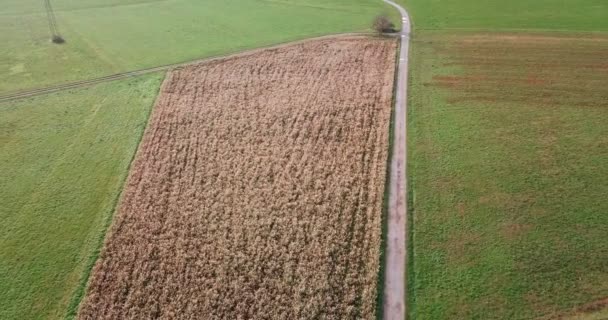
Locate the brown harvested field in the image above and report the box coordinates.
[78,36,397,319]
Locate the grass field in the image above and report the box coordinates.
[407,31,608,319]
[0,74,163,320]
[78,37,396,319]
[400,0,608,31]
[0,0,399,93]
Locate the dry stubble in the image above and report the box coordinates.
[78,36,397,320]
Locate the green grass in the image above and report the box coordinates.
[398,0,608,318]
[407,31,608,319]
[399,0,608,32]
[0,74,163,320]
[0,0,400,93]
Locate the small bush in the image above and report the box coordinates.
[372,15,395,34]
[51,35,65,44]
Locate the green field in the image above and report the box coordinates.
[0,0,399,93]
[407,31,608,319]
[400,0,608,31]
[401,0,608,318]
[0,74,163,320]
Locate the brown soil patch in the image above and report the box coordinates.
[540,297,608,319]
[500,223,533,240]
[460,34,608,44]
[578,298,608,314]
[77,36,397,319]
[444,231,481,266]
[429,33,608,108]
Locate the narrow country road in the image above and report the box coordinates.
[381,0,411,319]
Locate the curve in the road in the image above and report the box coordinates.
[381,0,411,319]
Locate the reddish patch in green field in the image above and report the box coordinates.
[427,33,608,108]
[409,31,608,319]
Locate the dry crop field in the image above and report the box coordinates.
[77,37,397,319]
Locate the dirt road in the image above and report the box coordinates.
[381,0,411,319]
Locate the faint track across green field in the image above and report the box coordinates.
[0,33,376,103]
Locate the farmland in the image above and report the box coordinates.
[407,31,608,319]
[0,74,163,320]
[77,37,396,319]
[399,0,608,31]
[0,1,402,319]
[2,0,607,318]
[0,0,400,93]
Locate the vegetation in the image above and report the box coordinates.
[0,1,404,319]
[78,37,396,319]
[399,0,608,31]
[51,35,66,44]
[2,0,606,319]
[0,0,400,93]
[373,15,395,33]
[407,31,608,319]
[0,74,163,320]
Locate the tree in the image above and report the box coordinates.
[372,15,395,34]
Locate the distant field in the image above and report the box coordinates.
[408,31,608,319]
[400,0,608,31]
[0,74,162,320]
[78,37,396,319]
[0,0,399,93]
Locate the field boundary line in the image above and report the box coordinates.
[62,73,169,319]
[381,0,411,319]
[0,32,375,103]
